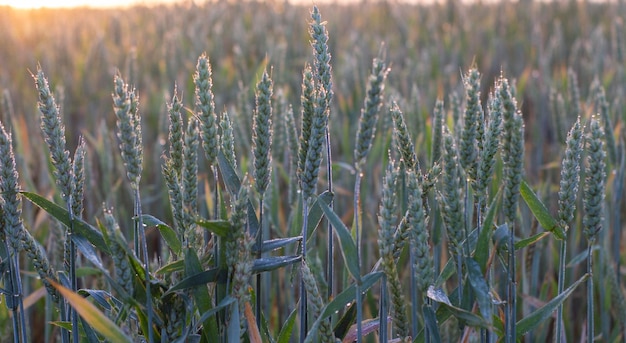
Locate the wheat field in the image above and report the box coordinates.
[0,1,625,342]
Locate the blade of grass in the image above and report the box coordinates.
[48,279,133,343]
[519,180,565,240]
[516,273,589,336]
[316,195,361,283]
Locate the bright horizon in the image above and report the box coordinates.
[0,0,371,9]
[0,0,205,9]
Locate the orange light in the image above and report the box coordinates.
[0,0,181,9]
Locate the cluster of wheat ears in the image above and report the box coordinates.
[0,4,624,343]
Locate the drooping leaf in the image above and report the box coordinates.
[520,180,565,240]
[516,273,589,336]
[139,214,181,255]
[316,195,361,283]
[427,286,452,306]
[22,191,108,252]
[78,289,113,311]
[427,286,490,328]
[71,234,106,270]
[49,279,132,343]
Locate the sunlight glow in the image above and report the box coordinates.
[0,0,182,9]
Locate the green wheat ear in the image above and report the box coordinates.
[354,55,389,168]
[301,260,336,343]
[253,69,273,196]
[378,160,409,339]
[103,208,134,299]
[390,102,419,172]
[195,53,219,167]
[220,110,237,171]
[460,68,484,182]
[582,115,606,343]
[558,117,583,232]
[431,99,444,166]
[167,86,184,177]
[0,120,24,254]
[440,126,464,257]
[112,73,142,189]
[183,117,199,246]
[498,77,524,225]
[476,91,502,201]
[34,67,74,204]
[297,64,315,180]
[407,168,431,294]
[583,116,606,241]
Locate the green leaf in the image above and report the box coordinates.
[78,289,113,310]
[516,273,589,336]
[304,272,383,343]
[422,303,442,343]
[567,246,600,268]
[255,236,302,254]
[252,255,301,273]
[277,307,298,343]
[515,231,550,250]
[49,279,132,343]
[155,260,185,275]
[426,286,490,328]
[217,149,260,237]
[305,191,334,243]
[184,248,219,340]
[165,267,224,296]
[520,180,565,240]
[79,316,101,343]
[22,191,109,252]
[227,299,241,340]
[195,296,237,326]
[140,214,181,255]
[316,195,361,283]
[71,235,105,270]
[333,301,356,340]
[196,219,231,238]
[217,149,241,197]
[475,189,500,272]
[466,258,493,324]
[434,257,456,288]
